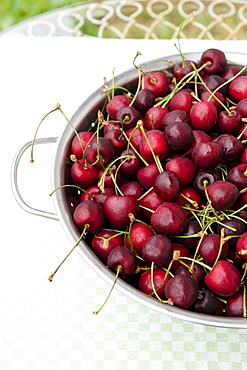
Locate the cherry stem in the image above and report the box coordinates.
[92,264,122,314]
[48,224,89,282]
[49,184,94,198]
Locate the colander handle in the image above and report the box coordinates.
[11,137,59,220]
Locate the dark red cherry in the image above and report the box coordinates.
[214,134,244,161]
[192,290,218,315]
[162,109,190,127]
[216,110,242,134]
[200,74,228,96]
[200,48,227,75]
[115,106,141,130]
[221,65,246,82]
[107,245,137,278]
[71,158,99,188]
[134,88,156,114]
[92,230,124,263]
[71,131,94,159]
[169,91,193,113]
[73,201,105,233]
[193,169,220,194]
[138,268,171,300]
[141,234,173,268]
[206,180,239,211]
[192,142,223,169]
[226,164,247,190]
[198,234,228,266]
[150,202,187,236]
[217,219,246,248]
[104,194,139,230]
[85,137,114,169]
[118,148,142,177]
[175,261,205,287]
[164,274,197,308]
[236,97,247,117]
[120,181,144,199]
[125,126,146,150]
[139,190,164,220]
[236,231,247,260]
[170,244,190,273]
[104,128,128,154]
[200,90,226,111]
[174,60,198,80]
[164,122,194,151]
[226,287,247,317]
[137,162,164,190]
[154,170,182,202]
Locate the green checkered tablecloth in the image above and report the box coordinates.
[2,37,247,369]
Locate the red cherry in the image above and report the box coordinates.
[92,230,124,263]
[104,194,139,230]
[206,180,239,211]
[229,76,247,102]
[106,94,132,119]
[138,268,171,300]
[204,260,241,297]
[190,101,217,131]
[164,274,198,308]
[200,48,227,75]
[126,222,155,255]
[150,202,187,236]
[143,71,169,97]
[236,231,247,260]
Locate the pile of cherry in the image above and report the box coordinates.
[65,48,247,317]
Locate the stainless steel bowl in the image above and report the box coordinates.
[12,51,247,328]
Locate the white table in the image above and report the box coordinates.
[1,30,247,369]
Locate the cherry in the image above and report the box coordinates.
[190,101,217,131]
[164,274,198,308]
[144,106,169,131]
[106,94,132,119]
[91,230,125,263]
[200,74,228,96]
[226,164,247,190]
[138,268,171,300]
[192,141,223,169]
[165,156,197,187]
[175,261,205,287]
[221,65,246,82]
[98,167,122,189]
[104,194,139,230]
[200,48,227,75]
[137,162,164,190]
[236,231,247,260]
[107,245,137,278]
[139,129,169,163]
[154,170,182,202]
[174,60,198,80]
[79,184,100,202]
[170,243,190,273]
[70,158,99,188]
[120,180,144,199]
[118,148,142,177]
[94,188,116,208]
[175,186,202,218]
[236,97,247,117]
[104,128,127,154]
[162,109,190,127]
[73,200,105,233]
[143,71,169,97]
[193,169,220,194]
[200,90,226,111]
[164,121,194,152]
[206,180,239,211]
[134,88,156,114]
[115,106,141,130]
[216,110,242,134]
[226,287,247,317]
[150,202,187,236]
[204,260,242,297]
[214,134,244,161]
[141,234,173,268]
[126,222,155,255]
[139,189,164,220]
[217,219,246,248]
[229,76,247,102]
[71,131,94,159]
[85,137,115,169]
[174,220,201,249]
[192,290,218,315]
[125,126,146,150]
[198,234,228,266]
[169,91,194,113]
[241,147,247,164]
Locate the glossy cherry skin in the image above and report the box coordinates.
[226,287,247,317]
[164,121,194,151]
[170,244,190,273]
[104,128,128,155]
[144,106,169,131]
[216,110,242,134]
[106,94,132,119]
[143,71,169,97]
[125,126,147,150]
[104,195,139,230]
[190,101,217,131]
[154,170,182,202]
[118,148,142,177]
[198,234,228,266]
[139,129,169,163]
[206,180,239,211]
[229,76,247,102]
[175,261,205,287]
[214,134,244,161]
[226,164,247,190]
[221,65,246,81]
[73,201,105,233]
[192,290,218,315]
[162,109,190,127]
[126,222,155,255]
[204,260,242,297]
[70,158,99,188]
[137,162,164,190]
[200,74,228,96]
[139,190,164,220]
[85,137,115,169]
[175,186,202,218]
[115,106,141,130]
[141,234,173,268]
[70,131,94,159]
[169,91,193,113]
[120,181,144,199]
[193,169,220,194]
[150,202,187,236]
[138,268,171,300]
[236,231,247,260]
[174,60,198,80]
[200,48,227,75]
[236,97,247,117]
[165,156,197,187]
[107,245,137,278]
[91,230,124,263]
[164,274,198,308]
[192,142,223,169]
[134,88,156,114]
